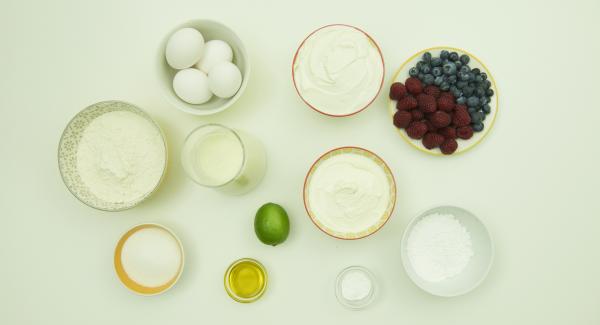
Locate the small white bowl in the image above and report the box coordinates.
[157,19,250,115]
[401,206,494,297]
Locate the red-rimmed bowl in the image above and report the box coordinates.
[292,24,385,117]
[303,147,396,239]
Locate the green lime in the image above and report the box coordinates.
[254,203,290,246]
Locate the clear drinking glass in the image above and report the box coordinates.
[181,124,266,195]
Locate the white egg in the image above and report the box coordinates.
[194,40,233,73]
[208,62,242,98]
[173,68,213,104]
[165,28,205,69]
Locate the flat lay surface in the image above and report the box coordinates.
[1,0,599,324]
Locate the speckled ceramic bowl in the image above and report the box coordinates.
[303,147,396,240]
[58,101,168,211]
[388,46,498,155]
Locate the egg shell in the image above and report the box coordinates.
[165,28,205,69]
[208,62,242,98]
[195,40,233,73]
[173,68,213,104]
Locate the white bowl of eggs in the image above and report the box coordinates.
[157,20,249,115]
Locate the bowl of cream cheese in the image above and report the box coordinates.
[303,147,396,239]
[292,24,385,117]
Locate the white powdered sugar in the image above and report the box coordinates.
[76,111,165,204]
[406,213,474,282]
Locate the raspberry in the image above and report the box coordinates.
[440,138,458,155]
[437,96,455,112]
[422,132,445,149]
[406,121,428,139]
[457,126,474,139]
[396,95,418,110]
[424,120,438,132]
[393,110,412,129]
[430,111,451,128]
[423,85,441,98]
[389,82,407,100]
[411,109,424,121]
[417,94,437,113]
[453,107,471,127]
[438,126,457,139]
[439,91,455,102]
[455,104,467,112]
[405,77,423,95]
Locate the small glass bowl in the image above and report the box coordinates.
[335,266,376,310]
[224,258,268,303]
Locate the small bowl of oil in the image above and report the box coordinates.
[224,258,268,303]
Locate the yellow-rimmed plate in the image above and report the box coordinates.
[303,147,396,240]
[388,47,498,156]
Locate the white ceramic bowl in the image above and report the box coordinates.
[157,19,250,115]
[401,206,494,297]
[388,47,498,155]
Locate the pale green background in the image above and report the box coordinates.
[1,0,599,324]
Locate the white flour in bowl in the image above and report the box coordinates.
[76,111,166,204]
[406,213,474,282]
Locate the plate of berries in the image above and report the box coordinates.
[388,47,498,155]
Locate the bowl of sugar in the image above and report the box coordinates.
[114,224,184,295]
[401,206,494,297]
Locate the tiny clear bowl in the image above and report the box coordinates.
[335,266,377,310]
[224,258,268,303]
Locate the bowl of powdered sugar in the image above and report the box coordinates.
[401,206,494,297]
[58,101,167,211]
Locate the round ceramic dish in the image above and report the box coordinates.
[292,24,385,117]
[401,205,494,297]
[114,224,185,296]
[224,258,268,303]
[303,147,396,240]
[57,101,167,211]
[388,46,498,155]
[157,19,250,115]
[335,265,377,310]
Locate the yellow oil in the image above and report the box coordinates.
[226,259,266,300]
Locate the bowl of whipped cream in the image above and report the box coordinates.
[303,147,396,239]
[58,101,167,211]
[292,24,385,117]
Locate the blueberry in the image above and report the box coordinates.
[449,52,459,61]
[434,76,444,86]
[467,96,480,107]
[418,73,425,80]
[447,75,457,84]
[440,50,449,60]
[475,88,485,97]
[431,57,442,67]
[456,81,467,89]
[470,111,484,123]
[423,74,435,85]
[483,80,491,89]
[471,68,480,75]
[454,61,462,70]
[482,104,491,114]
[457,96,467,104]
[486,88,494,97]
[409,67,419,77]
[452,88,462,98]
[468,106,478,114]
[460,54,470,64]
[482,96,491,104]
[472,122,484,132]
[463,86,474,96]
[420,64,431,74]
[442,62,457,75]
[416,61,423,70]
[459,72,471,81]
[440,82,450,91]
[474,75,484,83]
[460,65,470,74]
[480,72,488,80]
[422,52,432,62]
[432,67,443,77]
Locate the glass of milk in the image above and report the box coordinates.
[181,124,266,195]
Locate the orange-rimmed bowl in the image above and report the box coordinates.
[292,24,385,117]
[303,147,396,239]
[388,46,499,156]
